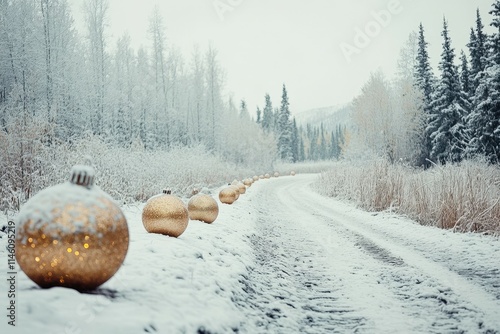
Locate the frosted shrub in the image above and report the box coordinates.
[315,160,500,235]
[1,134,255,212]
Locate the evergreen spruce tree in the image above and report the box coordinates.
[298,136,306,161]
[469,0,500,162]
[319,123,327,160]
[459,50,473,154]
[414,23,435,166]
[256,107,262,124]
[290,118,299,162]
[261,94,273,132]
[468,9,488,91]
[466,2,500,162]
[428,18,468,163]
[277,84,293,161]
[460,51,472,95]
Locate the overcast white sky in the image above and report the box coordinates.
[70,0,495,115]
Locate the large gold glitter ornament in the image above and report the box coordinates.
[142,190,188,237]
[219,187,237,204]
[15,165,129,291]
[188,194,219,224]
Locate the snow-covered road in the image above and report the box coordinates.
[1,173,499,333]
[234,174,500,333]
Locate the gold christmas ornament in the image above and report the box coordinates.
[188,194,219,223]
[274,172,280,177]
[243,178,252,187]
[237,182,246,194]
[259,175,265,179]
[142,189,189,237]
[230,185,241,199]
[265,173,271,179]
[15,165,129,291]
[291,171,296,176]
[219,187,237,204]
[253,176,259,182]
[231,180,239,186]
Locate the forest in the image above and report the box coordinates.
[1,0,500,229]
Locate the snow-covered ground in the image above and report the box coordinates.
[1,174,500,333]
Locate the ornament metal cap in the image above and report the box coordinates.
[163,188,172,195]
[70,165,95,188]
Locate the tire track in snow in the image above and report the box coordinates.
[233,181,366,333]
[279,174,500,333]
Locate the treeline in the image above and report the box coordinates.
[351,0,500,166]
[0,0,276,164]
[0,0,281,211]
[251,86,347,162]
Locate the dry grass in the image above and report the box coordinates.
[315,160,500,235]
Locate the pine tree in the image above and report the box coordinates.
[468,9,488,92]
[428,18,468,163]
[277,84,293,161]
[466,1,500,162]
[240,99,250,120]
[459,50,473,153]
[414,23,435,166]
[261,93,273,132]
[319,123,327,159]
[460,51,472,96]
[290,118,299,162]
[469,0,500,162]
[256,107,261,124]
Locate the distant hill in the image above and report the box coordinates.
[294,103,353,130]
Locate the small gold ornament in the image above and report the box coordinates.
[259,175,265,179]
[237,182,246,194]
[243,178,252,187]
[253,176,259,182]
[188,194,219,223]
[228,185,240,200]
[274,172,280,177]
[142,189,189,237]
[291,171,296,176]
[265,173,271,179]
[16,165,129,291]
[219,187,237,204]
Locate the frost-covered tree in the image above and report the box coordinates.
[261,93,273,132]
[352,71,396,161]
[428,18,469,163]
[84,0,109,136]
[290,118,299,162]
[277,84,292,161]
[205,44,224,150]
[467,0,500,162]
[414,23,435,166]
[468,9,488,92]
[460,50,472,96]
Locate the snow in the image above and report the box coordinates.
[1,174,500,333]
[16,182,122,242]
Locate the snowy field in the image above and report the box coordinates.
[1,173,500,333]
